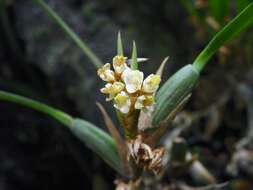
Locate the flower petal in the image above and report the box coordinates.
[134,95,146,109]
[113,55,128,74]
[122,68,144,93]
[142,74,161,93]
[97,63,115,82]
[101,82,125,101]
[114,91,131,114]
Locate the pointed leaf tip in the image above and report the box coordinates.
[131,41,138,70]
[192,2,253,72]
[156,56,169,77]
[117,31,124,56]
[71,118,123,174]
[96,102,130,175]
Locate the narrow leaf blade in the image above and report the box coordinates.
[0,91,122,174]
[96,102,129,174]
[0,90,72,126]
[32,0,103,68]
[70,119,123,174]
[193,2,253,72]
[153,65,199,126]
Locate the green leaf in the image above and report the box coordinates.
[0,90,72,126]
[193,2,253,72]
[131,41,138,70]
[70,119,122,174]
[32,0,103,68]
[117,31,124,56]
[0,90,122,174]
[209,0,229,23]
[153,65,199,126]
[153,3,253,126]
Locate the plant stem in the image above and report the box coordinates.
[0,90,73,127]
[32,0,103,68]
[192,2,253,72]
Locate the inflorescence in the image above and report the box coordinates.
[97,55,161,115]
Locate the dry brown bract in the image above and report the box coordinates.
[127,135,165,174]
[115,179,141,190]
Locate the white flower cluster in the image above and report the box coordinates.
[97,55,161,114]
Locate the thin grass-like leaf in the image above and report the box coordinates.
[32,0,103,68]
[0,90,122,174]
[96,103,129,175]
[131,41,138,70]
[0,90,72,126]
[70,119,122,174]
[153,3,253,126]
[193,2,253,72]
[97,103,123,144]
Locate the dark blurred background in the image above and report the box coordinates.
[0,0,253,189]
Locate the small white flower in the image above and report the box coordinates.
[97,63,115,82]
[122,68,144,93]
[113,55,128,74]
[114,91,131,114]
[134,95,155,110]
[135,95,146,109]
[142,74,161,93]
[100,82,125,101]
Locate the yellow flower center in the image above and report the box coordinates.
[143,96,155,106]
[114,93,129,107]
[114,55,127,66]
[111,82,124,94]
[148,75,161,87]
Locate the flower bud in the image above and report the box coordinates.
[97,63,115,82]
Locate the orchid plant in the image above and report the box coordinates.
[1,0,253,189]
